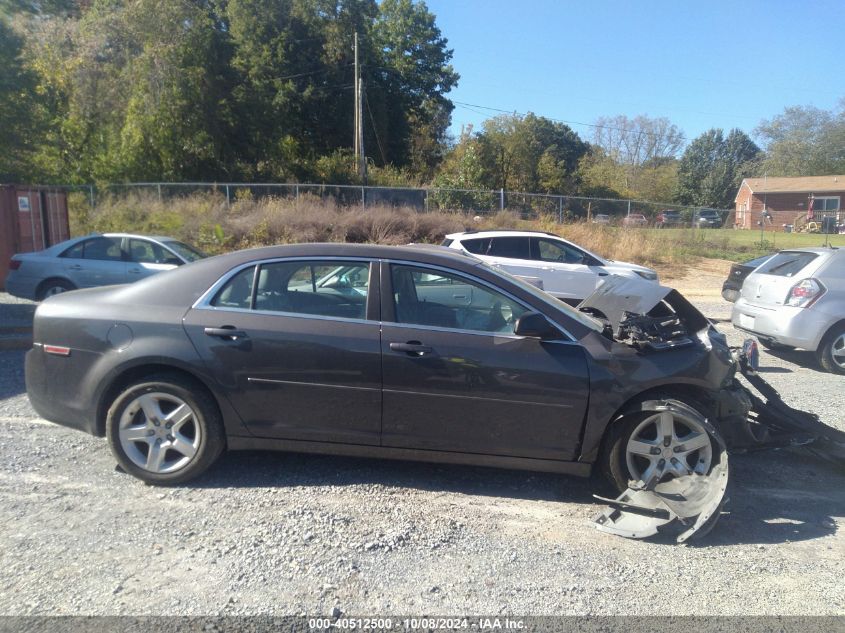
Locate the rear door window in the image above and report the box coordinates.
[74,237,123,261]
[212,266,256,309]
[461,237,492,255]
[255,260,370,320]
[755,251,818,278]
[488,237,530,259]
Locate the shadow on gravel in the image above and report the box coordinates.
[692,451,843,547]
[762,348,825,373]
[756,366,792,374]
[195,449,599,505]
[186,447,844,546]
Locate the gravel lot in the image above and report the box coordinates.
[0,276,843,617]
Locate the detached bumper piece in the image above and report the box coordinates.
[592,401,729,544]
[741,370,845,467]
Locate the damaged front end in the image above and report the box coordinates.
[580,277,845,543]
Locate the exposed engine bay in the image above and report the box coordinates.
[578,276,845,543]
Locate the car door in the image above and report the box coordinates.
[381,262,590,461]
[126,238,182,281]
[529,237,603,301]
[466,236,551,291]
[183,258,382,445]
[59,236,128,288]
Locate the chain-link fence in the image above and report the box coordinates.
[55,181,734,228]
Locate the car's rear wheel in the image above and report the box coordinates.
[817,326,845,375]
[106,374,225,484]
[36,278,75,300]
[602,401,715,493]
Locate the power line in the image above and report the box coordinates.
[452,100,692,144]
[364,89,388,165]
[452,100,765,157]
[278,63,353,82]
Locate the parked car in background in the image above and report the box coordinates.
[5,233,206,300]
[622,213,648,227]
[655,210,683,228]
[731,247,845,373]
[592,214,610,225]
[442,230,658,304]
[721,253,776,303]
[696,209,723,228]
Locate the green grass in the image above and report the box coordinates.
[639,228,845,262]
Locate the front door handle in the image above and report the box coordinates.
[204,326,248,340]
[598,272,609,276]
[68,264,82,271]
[128,268,141,275]
[390,341,433,356]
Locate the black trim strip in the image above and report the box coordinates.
[382,388,574,408]
[247,377,380,392]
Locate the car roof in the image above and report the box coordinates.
[445,229,561,240]
[101,233,181,242]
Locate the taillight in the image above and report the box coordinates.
[8,259,21,271]
[786,278,825,308]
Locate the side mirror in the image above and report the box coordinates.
[513,312,561,340]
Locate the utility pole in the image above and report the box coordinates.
[353,32,359,161]
[353,32,367,184]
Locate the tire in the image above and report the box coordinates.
[36,278,76,301]
[601,399,715,493]
[106,373,225,485]
[817,325,845,375]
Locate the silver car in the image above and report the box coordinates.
[731,247,845,373]
[5,233,206,300]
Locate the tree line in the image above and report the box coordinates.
[2,0,844,210]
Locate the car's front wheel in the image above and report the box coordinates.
[602,400,715,493]
[106,374,225,484]
[817,326,845,375]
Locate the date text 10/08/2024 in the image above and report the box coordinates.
[308,617,527,630]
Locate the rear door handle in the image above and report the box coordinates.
[204,326,248,340]
[68,264,82,271]
[128,267,142,274]
[390,341,433,356]
[598,272,609,276]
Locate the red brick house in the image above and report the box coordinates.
[734,175,845,231]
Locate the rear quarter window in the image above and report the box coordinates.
[461,237,492,255]
[755,252,818,277]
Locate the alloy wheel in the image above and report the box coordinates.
[118,392,201,474]
[625,409,713,485]
[831,333,845,369]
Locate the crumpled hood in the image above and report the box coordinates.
[578,275,710,336]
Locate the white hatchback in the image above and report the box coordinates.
[731,247,845,373]
[442,230,658,304]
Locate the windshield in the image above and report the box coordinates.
[164,240,207,262]
[476,260,604,334]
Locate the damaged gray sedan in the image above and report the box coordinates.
[24,244,845,543]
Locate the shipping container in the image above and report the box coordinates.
[1,185,70,290]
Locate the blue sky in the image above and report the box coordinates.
[425,0,844,146]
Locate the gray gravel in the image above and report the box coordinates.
[0,292,843,616]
